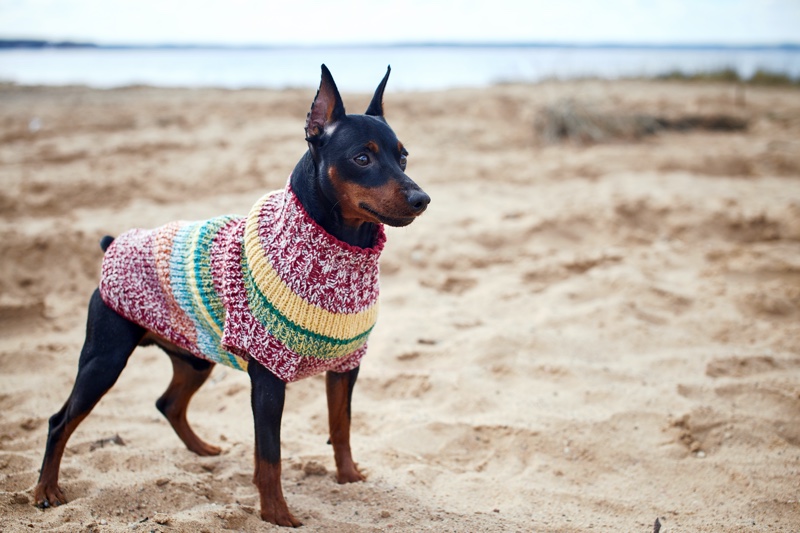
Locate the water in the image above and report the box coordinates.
[1,45,798,92]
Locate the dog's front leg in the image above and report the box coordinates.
[248,362,301,527]
[326,367,366,483]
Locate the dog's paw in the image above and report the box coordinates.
[191,441,222,457]
[33,482,67,509]
[260,505,302,528]
[336,463,366,484]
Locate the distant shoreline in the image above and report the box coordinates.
[1,38,798,51]
[3,42,797,91]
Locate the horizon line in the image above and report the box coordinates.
[2,38,799,51]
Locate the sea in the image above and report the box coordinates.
[1,44,798,92]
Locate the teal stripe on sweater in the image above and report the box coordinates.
[170,217,243,370]
[192,216,242,370]
[193,216,232,332]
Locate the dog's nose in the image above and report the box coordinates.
[407,189,431,214]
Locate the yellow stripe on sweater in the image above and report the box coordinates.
[243,193,378,341]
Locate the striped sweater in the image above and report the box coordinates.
[98,179,384,382]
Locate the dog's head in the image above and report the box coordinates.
[304,65,429,228]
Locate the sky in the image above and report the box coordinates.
[0,0,799,46]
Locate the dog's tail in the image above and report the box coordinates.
[99,235,115,252]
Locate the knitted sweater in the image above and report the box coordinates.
[98,179,384,382]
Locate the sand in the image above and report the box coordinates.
[1,79,799,532]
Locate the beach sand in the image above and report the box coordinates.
[1,79,799,532]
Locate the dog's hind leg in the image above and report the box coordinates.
[155,352,220,456]
[34,289,144,508]
[326,366,366,483]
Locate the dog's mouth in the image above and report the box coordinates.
[359,203,418,227]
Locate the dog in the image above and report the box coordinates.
[33,65,430,527]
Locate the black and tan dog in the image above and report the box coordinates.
[34,65,429,527]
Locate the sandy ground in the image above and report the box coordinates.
[1,79,799,532]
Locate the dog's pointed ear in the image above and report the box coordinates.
[306,64,346,142]
[365,65,391,117]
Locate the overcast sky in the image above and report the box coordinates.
[1,0,798,46]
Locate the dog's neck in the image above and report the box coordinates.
[290,152,380,249]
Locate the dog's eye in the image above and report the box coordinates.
[354,154,370,166]
[399,154,407,170]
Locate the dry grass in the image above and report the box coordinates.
[534,99,748,145]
